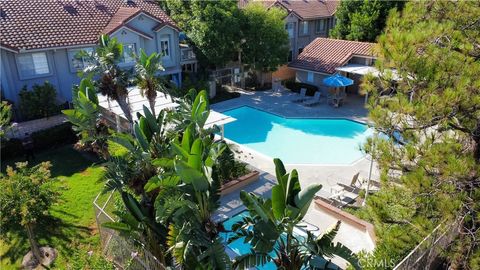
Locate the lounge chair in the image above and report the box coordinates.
[303,91,322,106]
[291,88,308,103]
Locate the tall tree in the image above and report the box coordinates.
[162,0,242,68]
[240,3,290,86]
[134,49,167,116]
[81,35,133,123]
[330,0,404,42]
[0,162,60,266]
[361,1,480,268]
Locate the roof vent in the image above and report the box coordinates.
[0,8,6,19]
[125,0,136,5]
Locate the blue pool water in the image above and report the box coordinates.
[221,211,281,270]
[221,211,328,270]
[222,106,372,164]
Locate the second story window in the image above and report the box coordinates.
[316,19,327,33]
[307,72,314,82]
[285,22,294,38]
[16,52,50,79]
[121,43,136,64]
[160,38,170,59]
[300,21,309,35]
[68,47,94,71]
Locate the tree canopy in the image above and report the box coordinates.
[162,0,242,68]
[361,1,480,268]
[240,3,289,82]
[330,0,404,42]
[162,0,289,73]
[0,162,60,264]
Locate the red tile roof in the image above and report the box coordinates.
[239,0,339,19]
[289,38,376,74]
[0,0,178,52]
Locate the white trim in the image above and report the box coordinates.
[109,26,153,40]
[17,43,97,53]
[153,24,179,33]
[125,11,162,25]
[0,46,18,53]
[289,66,331,76]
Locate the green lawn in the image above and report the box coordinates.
[1,145,109,269]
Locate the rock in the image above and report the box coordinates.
[21,247,57,269]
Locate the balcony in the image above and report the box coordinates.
[180,45,196,63]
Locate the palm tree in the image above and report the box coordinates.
[230,159,360,270]
[134,49,167,116]
[81,35,133,123]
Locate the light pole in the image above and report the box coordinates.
[362,131,377,207]
[239,38,246,89]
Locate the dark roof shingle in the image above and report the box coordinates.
[288,38,376,74]
[0,0,177,51]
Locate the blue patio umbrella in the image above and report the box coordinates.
[322,73,354,87]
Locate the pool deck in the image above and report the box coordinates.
[212,89,379,269]
[211,88,380,197]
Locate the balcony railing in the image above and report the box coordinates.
[180,47,196,62]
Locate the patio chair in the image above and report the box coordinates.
[303,91,322,106]
[291,88,308,103]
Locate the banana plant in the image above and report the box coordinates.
[151,90,231,269]
[230,159,358,270]
[63,78,109,159]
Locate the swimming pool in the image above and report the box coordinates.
[222,106,372,164]
[221,211,288,270]
[221,211,335,270]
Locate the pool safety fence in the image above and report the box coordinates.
[93,190,166,270]
[393,217,462,270]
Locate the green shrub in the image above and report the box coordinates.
[31,122,77,151]
[215,144,249,184]
[285,80,318,96]
[18,82,61,120]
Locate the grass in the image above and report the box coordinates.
[0,145,108,269]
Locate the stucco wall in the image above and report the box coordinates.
[1,14,182,105]
[295,70,330,95]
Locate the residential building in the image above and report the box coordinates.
[240,0,339,62]
[288,38,376,95]
[0,0,193,105]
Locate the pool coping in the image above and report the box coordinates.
[219,105,372,125]
[219,105,373,167]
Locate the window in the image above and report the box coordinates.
[307,72,314,82]
[121,43,136,64]
[287,50,293,62]
[300,21,308,35]
[285,22,294,38]
[160,37,170,59]
[316,19,327,33]
[17,52,50,78]
[68,47,94,71]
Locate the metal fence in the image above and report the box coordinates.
[393,218,462,270]
[93,191,166,270]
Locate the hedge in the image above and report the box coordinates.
[1,122,77,159]
[285,81,318,96]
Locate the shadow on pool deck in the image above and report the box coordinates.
[214,169,276,222]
